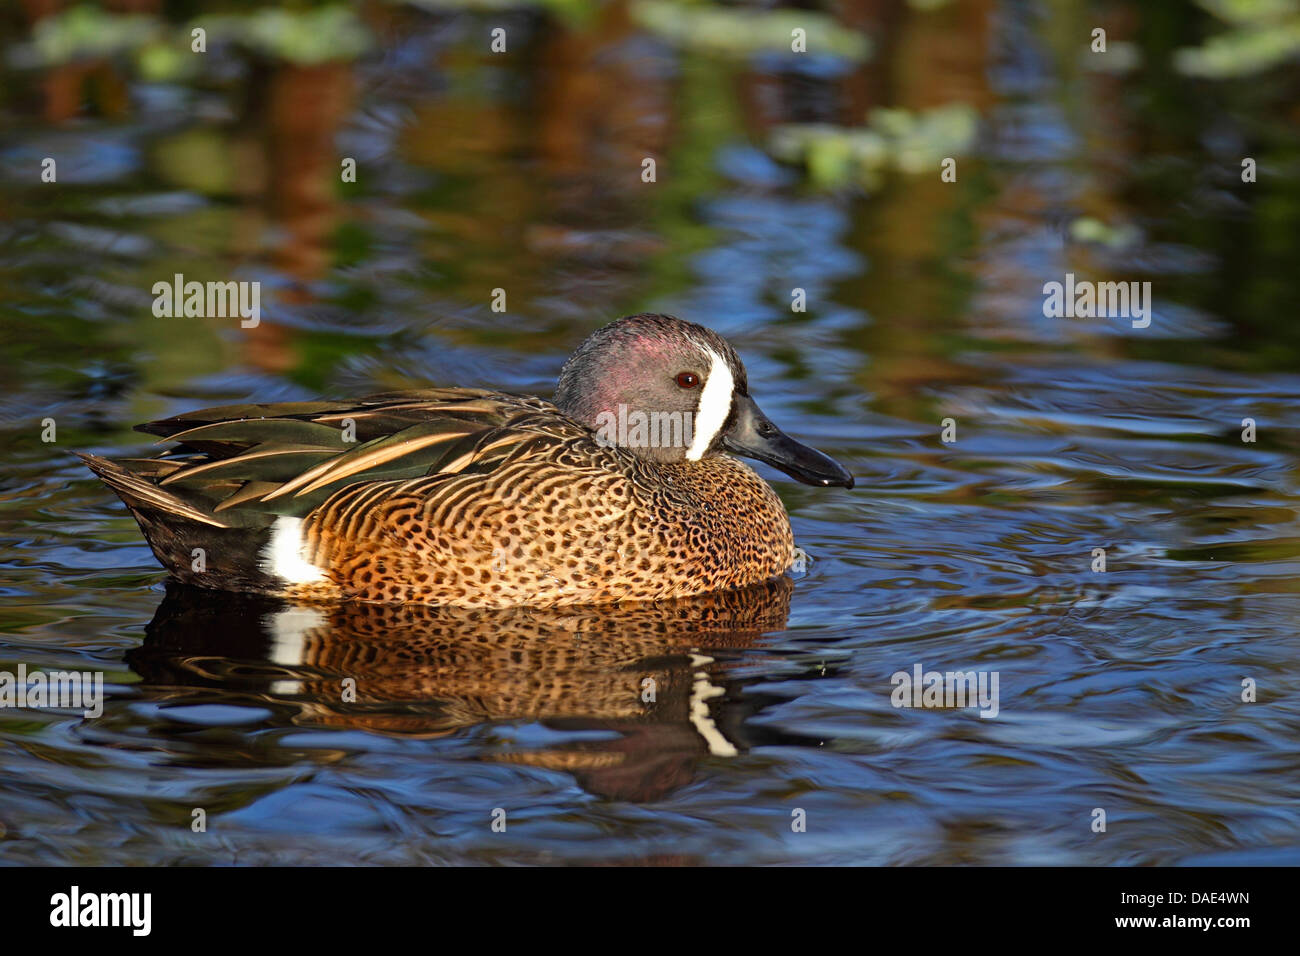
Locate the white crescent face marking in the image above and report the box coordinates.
[686,345,734,461]
[262,516,325,584]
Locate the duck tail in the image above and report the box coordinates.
[78,453,279,592]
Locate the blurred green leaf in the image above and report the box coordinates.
[632,1,871,60]
[770,103,978,189]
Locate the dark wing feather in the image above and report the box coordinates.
[116,389,586,522]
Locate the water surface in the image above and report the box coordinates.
[1,0,1298,865]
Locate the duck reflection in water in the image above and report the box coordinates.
[129,576,798,802]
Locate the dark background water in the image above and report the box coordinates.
[1,0,1298,865]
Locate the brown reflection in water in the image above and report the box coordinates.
[832,0,997,422]
[732,0,998,424]
[20,0,355,370]
[19,0,157,123]
[261,62,354,282]
[535,3,671,181]
[228,59,354,374]
[398,5,674,309]
[130,576,793,801]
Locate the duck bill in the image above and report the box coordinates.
[720,394,854,488]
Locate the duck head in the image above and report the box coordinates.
[554,314,854,488]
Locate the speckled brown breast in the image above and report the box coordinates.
[295,434,795,608]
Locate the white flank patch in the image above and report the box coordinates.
[262,516,325,584]
[685,345,734,461]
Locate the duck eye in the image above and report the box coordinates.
[675,371,700,389]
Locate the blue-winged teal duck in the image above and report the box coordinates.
[82,314,853,608]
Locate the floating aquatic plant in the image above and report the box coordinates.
[1069,217,1142,250]
[631,0,871,61]
[21,5,161,67]
[9,4,371,76]
[1175,0,1300,77]
[769,103,978,189]
[396,0,598,23]
[198,6,373,65]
